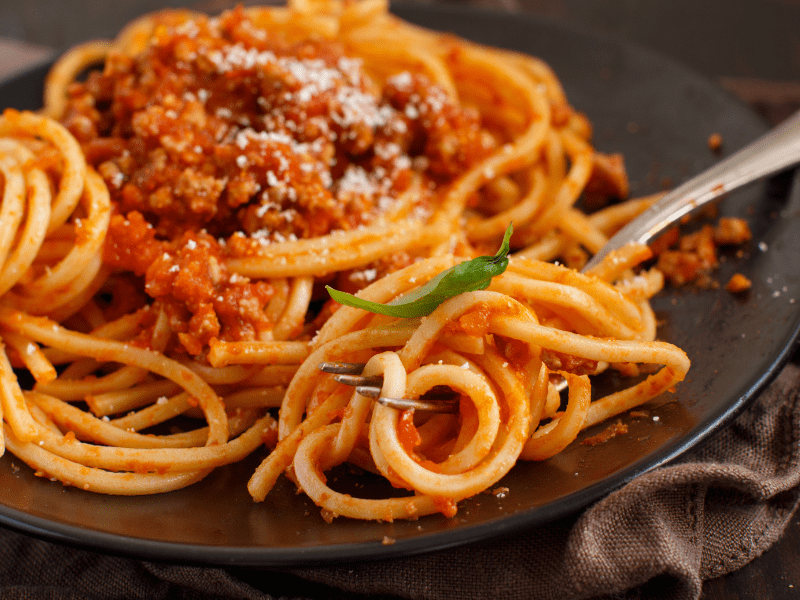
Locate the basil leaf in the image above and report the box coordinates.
[326,223,513,318]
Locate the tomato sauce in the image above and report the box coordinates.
[63,7,494,355]
[654,218,752,288]
[397,410,422,455]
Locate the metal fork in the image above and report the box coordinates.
[318,362,459,412]
[584,108,800,271]
[318,110,800,413]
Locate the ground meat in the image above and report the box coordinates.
[581,420,628,446]
[656,225,718,286]
[383,72,494,178]
[62,7,497,354]
[105,211,274,355]
[62,7,492,244]
[708,132,723,152]
[725,273,752,293]
[657,251,706,286]
[582,152,630,209]
[648,227,680,257]
[541,348,598,376]
[713,217,752,245]
[653,217,752,288]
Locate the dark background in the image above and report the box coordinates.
[3,0,799,123]
[2,0,799,82]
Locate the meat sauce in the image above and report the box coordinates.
[64,8,494,355]
[581,420,628,446]
[653,217,752,287]
[540,348,598,376]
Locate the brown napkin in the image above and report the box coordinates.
[0,352,797,600]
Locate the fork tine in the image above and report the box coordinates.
[318,361,366,375]
[335,374,383,387]
[355,385,382,398]
[319,360,460,414]
[378,396,459,413]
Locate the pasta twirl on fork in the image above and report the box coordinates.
[0,0,688,520]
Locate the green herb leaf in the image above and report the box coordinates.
[326,223,513,318]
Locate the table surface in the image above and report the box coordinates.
[1,1,799,598]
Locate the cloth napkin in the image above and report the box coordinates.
[0,351,798,600]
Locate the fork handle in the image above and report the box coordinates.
[584,108,800,271]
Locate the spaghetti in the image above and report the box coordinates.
[0,0,689,520]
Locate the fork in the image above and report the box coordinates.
[320,109,800,412]
[318,361,459,412]
[584,108,800,271]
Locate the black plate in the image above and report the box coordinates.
[1,4,799,566]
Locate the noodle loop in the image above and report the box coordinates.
[0,0,689,519]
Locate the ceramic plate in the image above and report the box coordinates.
[0,4,798,566]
